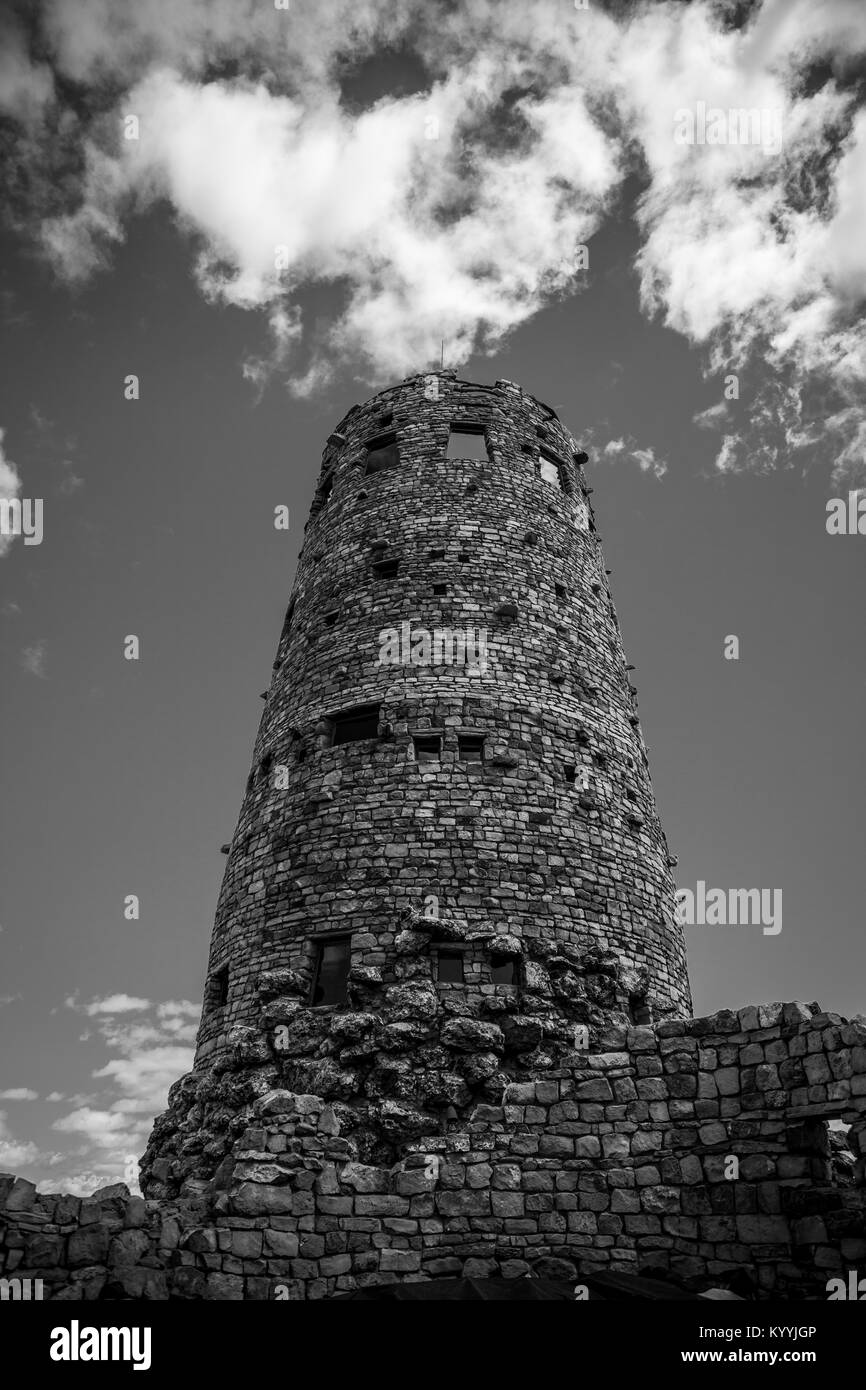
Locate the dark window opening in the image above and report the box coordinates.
[259,751,273,780]
[433,583,448,596]
[539,448,565,490]
[593,752,608,769]
[323,610,339,627]
[310,936,351,1006]
[490,953,517,985]
[372,558,400,579]
[446,424,489,461]
[317,473,334,503]
[429,548,445,560]
[626,788,637,801]
[458,552,469,562]
[555,583,567,599]
[413,734,442,762]
[630,994,652,1025]
[378,410,394,428]
[564,764,576,783]
[457,734,485,761]
[364,432,399,474]
[332,703,380,745]
[208,965,229,1011]
[437,950,465,984]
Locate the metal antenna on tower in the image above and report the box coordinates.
[440,340,445,370]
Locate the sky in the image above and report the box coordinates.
[0,0,864,1195]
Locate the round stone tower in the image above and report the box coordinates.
[142,371,690,1198]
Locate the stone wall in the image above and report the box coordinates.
[6,1001,865,1300]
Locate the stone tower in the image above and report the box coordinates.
[142,371,691,1199]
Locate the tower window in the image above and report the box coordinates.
[208,965,229,1011]
[331,703,380,744]
[413,734,442,762]
[539,448,565,490]
[372,558,400,579]
[323,610,339,627]
[317,473,334,504]
[457,734,485,761]
[437,950,465,984]
[564,764,576,784]
[458,552,469,562]
[555,583,567,599]
[433,583,448,596]
[310,936,352,1007]
[364,432,399,475]
[490,953,517,985]
[446,424,488,461]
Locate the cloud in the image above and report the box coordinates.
[33,994,201,1193]
[0,1088,39,1101]
[0,0,864,479]
[601,437,668,480]
[0,1110,63,1172]
[20,641,48,678]
[80,993,151,1016]
[0,428,23,558]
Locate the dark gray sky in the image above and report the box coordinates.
[1,0,864,1193]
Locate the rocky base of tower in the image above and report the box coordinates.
[4,1001,866,1300]
[141,917,667,1200]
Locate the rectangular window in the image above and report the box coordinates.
[437,950,465,984]
[457,734,485,761]
[209,965,229,1010]
[365,432,399,475]
[447,424,489,461]
[433,583,447,595]
[413,734,442,762]
[429,548,445,560]
[372,558,400,579]
[490,953,517,985]
[539,447,565,490]
[332,703,380,744]
[310,936,352,1007]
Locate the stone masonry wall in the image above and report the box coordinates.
[6,1002,866,1300]
[142,371,691,1197]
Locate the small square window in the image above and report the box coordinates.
[323,610,339,627]
[433,583,447,596]
[310,936,352,1006]
[372,558,400,579]
[332,703,380,744]
[555,583,567,599]
[457,734,485,761]
[447,424,488,461]
[429,549,446,560]
[437,950,465,983]
[490,953,517,985]
[365,433,399,475]
[413,734,442,762]
[458,552,469,562]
